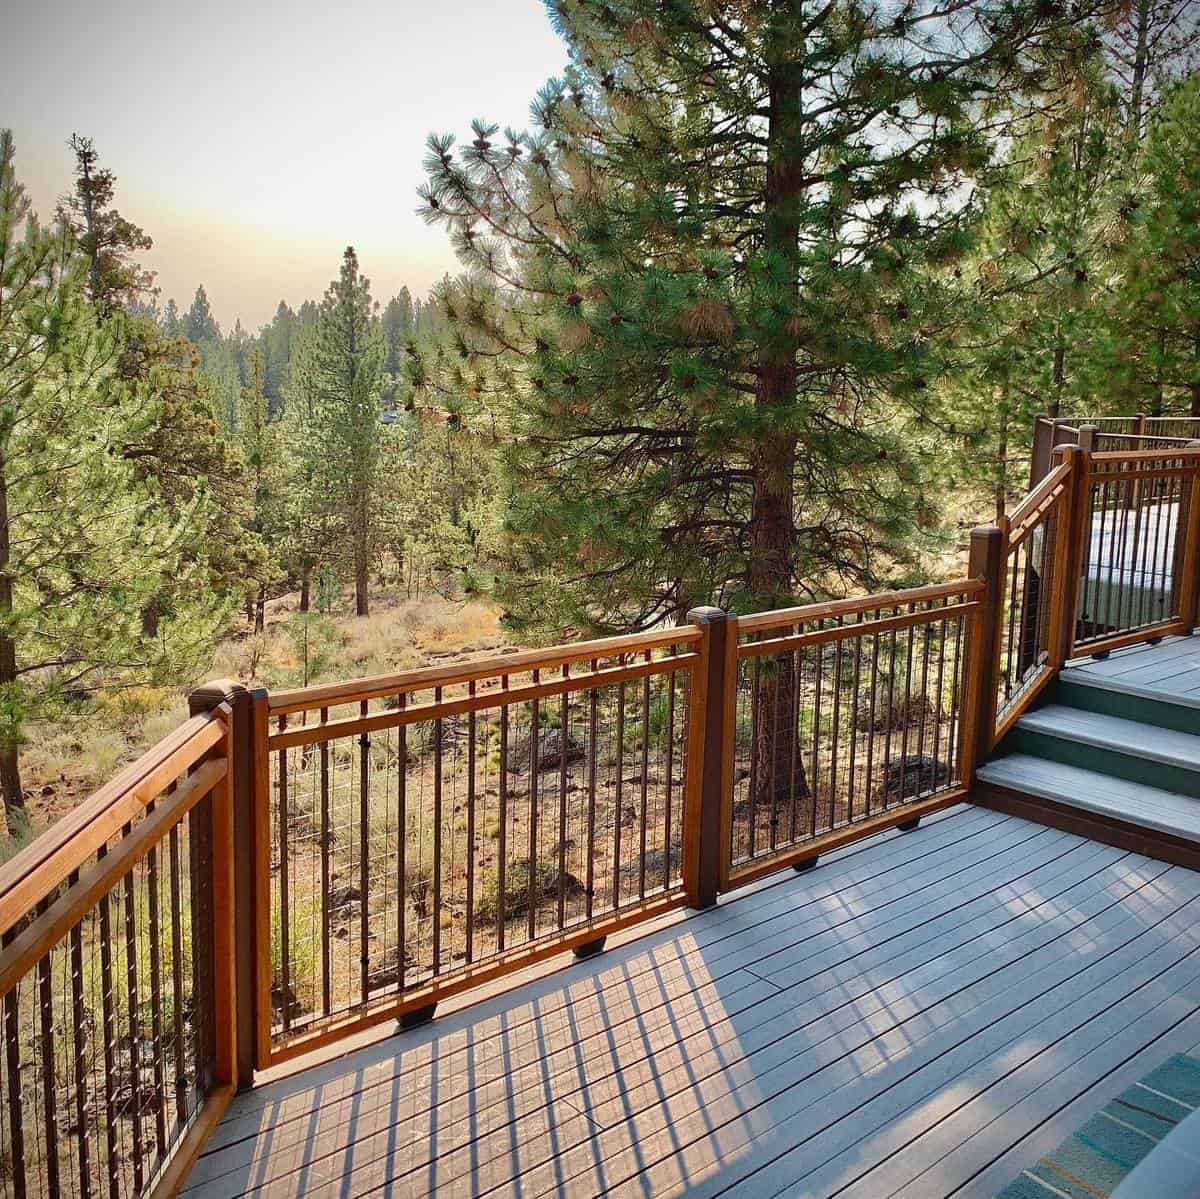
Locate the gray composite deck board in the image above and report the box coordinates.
[192,823,1075,1195]
[195,807,1001,1148]
[976,753,1200,841]
[192,806,1200,1198]
[1016,704,1200,771]
[1063,633,1200,707]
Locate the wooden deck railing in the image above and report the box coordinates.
[721,582,982,888]
[991,456,1075,742]
[1,430,1198,1194]
[1031,413,1200,485]
[252,627,701,1065]
[0,710,236,1199]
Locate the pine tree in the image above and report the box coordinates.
[124,318,270,599]
[239,351,282,629]
[57,134,155,314]
[420,0,1103,811]
[382,288,415,377]
[0,131,227,828]
[424,2,1103,616]
[1103,0,1200,139]
[929,50,1130,517]
[286,248,386,615]
[1101,76,1200,415]
[381,288,417,408]
[184,284,220,343]
[261,300,298,416]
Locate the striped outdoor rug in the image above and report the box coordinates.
[996,1053,1200,1198]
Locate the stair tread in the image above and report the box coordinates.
[1060,655,1200,712]
[1016,705,1200,772]
[976,754,1200,843]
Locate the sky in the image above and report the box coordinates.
[1,0,568,331]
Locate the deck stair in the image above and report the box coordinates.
[977,640,1200,854]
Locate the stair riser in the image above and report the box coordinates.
[1052,679,1200,737]
[1006,727,1200,800]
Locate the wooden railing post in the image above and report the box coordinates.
[1056,442,1092,663]
[189,679,262,1090]
[1046,445,1080,670]
[1030,415,1054,488]
[684,607,735,909]
[1178,442,1200,634]
[960,527,1005,778]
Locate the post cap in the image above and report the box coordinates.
[188,678,251,714]
[686,606,728,625]
[967,524,1004,542]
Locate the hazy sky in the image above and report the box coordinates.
[1,0,568,331]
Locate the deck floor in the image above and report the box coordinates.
[1064,631,1200,708]
[186,804,1200,1198]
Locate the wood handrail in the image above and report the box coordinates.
[1090,446,1200,464]
[0,755,227,995]
[737,598,982,660]
[0,754,228,941]
[0,712,227,934]
[736,578,985,634]
[267,652,700,751]
[1095,431,1193,444]
[1008,461,1072,536]
[267,624,702,714]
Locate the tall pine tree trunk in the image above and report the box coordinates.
[355,543,369,616]
[1192,333,1200,418]
[749,39,810,824]
[141,598,160,639]
[254,585,266,633]
[299,562,311,614]
[0,453,24,827]
[1128,0,1152,140]
[1154,326,1167,415]
[1051,340,1065,418]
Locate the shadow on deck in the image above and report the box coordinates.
[185,803,1200,1199]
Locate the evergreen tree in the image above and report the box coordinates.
[261,300,297,416]
[184,284,220,343]
[57,134,154,314]
[162,296,181,336]
[929,49,1129,517]
[116,316,271,624]
[423,2,1101,615]
[1103,0,1200,139]
[0,132,226,828]
[239,351,283,629]
[381,288,416,408]
[421,0,1102,811]
[287,247,386,615]
[1101,75,1200,415]
[382,288,415,377]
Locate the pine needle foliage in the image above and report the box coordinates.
[418,0,1108,634]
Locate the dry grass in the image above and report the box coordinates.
[12,588,509,842]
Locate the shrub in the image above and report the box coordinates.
[475,858,564,923]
